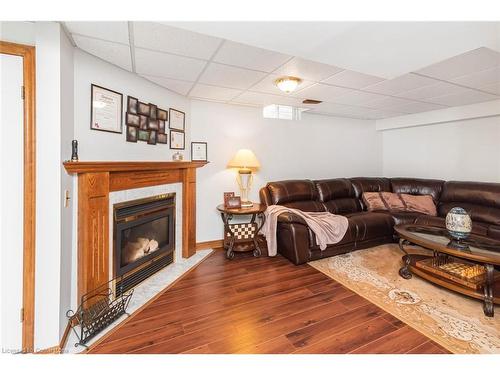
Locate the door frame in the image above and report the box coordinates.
[0,41,36,353]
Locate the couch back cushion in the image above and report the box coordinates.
[390,178,444,203]
[439,181,500,226]
[264,180,325,212]
[350,177,391,210]
[314,178,361,214]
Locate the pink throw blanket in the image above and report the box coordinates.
[261,205,349,256]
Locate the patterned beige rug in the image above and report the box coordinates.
[309,244,500,354]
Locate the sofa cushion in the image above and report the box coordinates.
[265,180,325,212]
[439,181,500,226]
[381,211,422,226]
[390,178,444,203]
[345,212,394,241]
[350,177,391,210]
[362,192,406,211]
[400,194,437,216]
[315,178,361,214]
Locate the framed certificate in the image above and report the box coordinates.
[170,130,185,150]
[191,142,207,161]
[90,84,123,134]
[169,108,185,131]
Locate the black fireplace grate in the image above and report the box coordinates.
[115,250,174,296]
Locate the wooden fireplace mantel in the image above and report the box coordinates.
[63,160,208,300]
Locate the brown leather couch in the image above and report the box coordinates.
[259,178,500,265]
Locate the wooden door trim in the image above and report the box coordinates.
[0,41,36,353]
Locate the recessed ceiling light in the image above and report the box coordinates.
[275,76,302,93]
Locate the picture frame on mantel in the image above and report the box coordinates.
[90,84,123,134]
[169,108,185,131]
[191,142,207,161]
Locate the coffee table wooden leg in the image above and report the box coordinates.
[398,239,413,279]
[483,264,494,317]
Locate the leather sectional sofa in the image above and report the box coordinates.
[259,177,500,265]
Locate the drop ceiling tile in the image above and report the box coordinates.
[140,74,194,96]
[366,109,409,119]
[135,48,207,81]
[385,101,447,114]
[425,88,498,106]
[189,84,243,101]
[273,57,343,81]
[362,96,417,109]
[234,91,304,106]
[248,74,315,95]
[133,22,222,60]
[479,82,500,95]
[198,63,267,90]
[213,41,291,72]
[321,70,385,89]
[308,102,376,118]
[450,66,500,89]
[363,73,439,95]
[416,47,500,81]
[73,35,132,71]
[397,81,465,100]
[329,90,391,106]
[65,22,130,44]
[291,83,354,102]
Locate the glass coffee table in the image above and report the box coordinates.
[395,224,500,317]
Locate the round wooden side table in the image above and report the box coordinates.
[216,203,266,259]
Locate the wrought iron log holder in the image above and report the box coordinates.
[66,276,133,348]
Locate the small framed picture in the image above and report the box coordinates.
[223,192,235,207]
[157,108,168,121]
[158,119,166,134]
[127,96,138,114]
[138,102,150,116]
[149,103,158,120]
[191,142,207,161]
[126,112,140,127]
[169,108,185,131]
[126,126,138,142]
[139,115,149,130]
[148,118,159,130]
[170,130,185,149]
[226,196,242,209]
[148,130,157,145]
[138,130,149,142]
[90,84,123,134]
[157,133,168,144]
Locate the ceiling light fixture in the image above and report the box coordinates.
[275,76,302,93]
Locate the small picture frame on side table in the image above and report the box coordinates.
[223,192,235,208]
[226,196,242,209]
[169,108,185,131]
[170,129,185,149]
[191,142,207,161]
[126,126,138,142]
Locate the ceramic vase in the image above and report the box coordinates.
[445,207,472,240]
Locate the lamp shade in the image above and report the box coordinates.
[227,149,260,170]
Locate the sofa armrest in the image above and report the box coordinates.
[277,212,307,225]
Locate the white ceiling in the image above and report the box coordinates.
[63,21,500,120]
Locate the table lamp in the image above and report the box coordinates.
[227,149,260,207]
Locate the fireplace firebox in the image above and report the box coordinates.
[113,193,175,294]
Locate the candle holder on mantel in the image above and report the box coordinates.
[172,151,184,161]
[71,140,79,162]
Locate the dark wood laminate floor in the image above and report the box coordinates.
[87,250,449,354]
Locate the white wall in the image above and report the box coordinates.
[381,113,500,182]
[73,49,191,161]
[190,100,382,242]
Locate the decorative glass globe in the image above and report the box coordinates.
[445,207,472,240]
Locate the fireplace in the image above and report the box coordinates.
[113,193,175,294]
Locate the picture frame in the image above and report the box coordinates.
[169,108,185,131]
[226,196,242,209]
[126,126,138,142]
[223,192,235,208]
[149,103,158,120]
[126,112,140,127]
[148,130,157,145]
[157,108,168,121]
[127,96,138,115]
[90,84,123,134]
[148,118,159,130]
[139,115,149,130]
[158,119,166,134]
[169,130,185,149]
[157,133,168,144]
[138,102,150,116]
[191,142,208,161]
[138,130,150,142]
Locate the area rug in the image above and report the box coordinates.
[308,244,500,354]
